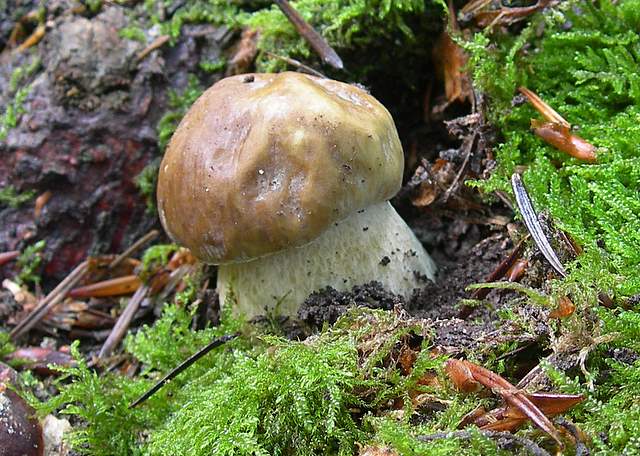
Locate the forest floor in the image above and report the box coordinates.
[1,1,639,455]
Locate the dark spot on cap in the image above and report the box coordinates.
[379,256,390,266]
[363,226,369,231]
[243,75,255,83]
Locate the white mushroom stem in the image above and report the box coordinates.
[217,201,436,318]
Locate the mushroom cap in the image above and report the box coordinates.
[157,72,404,264]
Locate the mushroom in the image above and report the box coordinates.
[157,72,436,317]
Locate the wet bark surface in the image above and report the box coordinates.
[0,3,232,285]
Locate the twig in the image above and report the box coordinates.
[129,333,238,408]
[136,35,170,61]
[264,51,326,78]
[418,430,551,456]
[273,0,343,69]
[16,23,45,52]
[441,132,476,203]
[108,230,159,270]
[10,261,89,341]
[0,250,20,267]
[511,173,567,277]
[98,285,150,358]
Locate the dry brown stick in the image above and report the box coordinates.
[16,23,45,52]
[98,284,150,358]
[136,35,170,61]
[108,229,159,270]
[264,51,327,78]
[0,250,20,267]
[10,261,89,341]
[273,0,343,69]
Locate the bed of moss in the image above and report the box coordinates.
[3,0,640,455]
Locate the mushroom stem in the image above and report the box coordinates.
[217,201,436,317]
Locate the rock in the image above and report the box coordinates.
[42,415,70,456]
[0,363,43,456]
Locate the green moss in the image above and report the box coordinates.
[134,159,160,213]
[467,0,640,298]
[36,342,170,456]
[38,305,484,456]
[242,0,444,73]
[156,74,203,151]
[0,331,15,359]
[1,53,41,140]
[119,25,147,43]
[0,185,36,208]
[140,244,178,275]
[15,240,45,287]
[199,58,226,73]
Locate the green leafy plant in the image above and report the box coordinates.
[1,53,41,140]
[156,74,204,151]
[0,185,36,208]
[15,240,46,287]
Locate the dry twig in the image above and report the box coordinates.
[273,0,343,69]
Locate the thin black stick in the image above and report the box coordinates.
[511,173,567,277]
[129,333,239,408]
[273,0,344,69]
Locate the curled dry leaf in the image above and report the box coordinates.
[226,28,259,76]
[446,359,568,448]
[0,250,20,267]
[445,358,482,393]
[549,296,576,319]
[505,258,528,282]
[5,347,75,376]
[34,191,52,219]
[411,159,456,207]
[472,392,584,433]
[432,2,472,108]
[519,87,596,162]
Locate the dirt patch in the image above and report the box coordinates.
[298,281,403,330]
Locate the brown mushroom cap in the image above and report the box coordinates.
[157,72,403,264]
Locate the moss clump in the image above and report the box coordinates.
[139,243,178,274]
[39,304,529,456]
[14,239,45,287]
[156,74,203,151]
[0,331,15,359]
[134,159,160,213]
[0,185,36,208]
[467,0,640,299]
[1,53,41,140]
[36,342,171,456]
